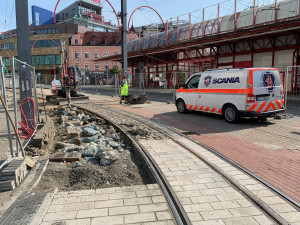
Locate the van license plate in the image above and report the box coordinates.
[256,96,269,101]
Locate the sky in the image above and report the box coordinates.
[0,0,276,32]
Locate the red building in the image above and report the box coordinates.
[69,31,137,83]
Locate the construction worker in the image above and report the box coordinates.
[120,75,128,104]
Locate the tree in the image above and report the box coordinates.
[108,66,121,75]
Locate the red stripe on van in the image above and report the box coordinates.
[263,102,276,112]
[189,105,193,110]
[177,88,248,94]
[248,102,258,111]
[248,70,254,94]
[177,88,199,93]
[194,105,198,110]
[199,106,204,111]
[274,100,282,109]
[211,108,216,113]
[199,89,248,94]
[271,102,276,110]
[217,108,222,114]
[205,107,210,112]
[185,104,188,108]
[280,99,284,106]
[256,102,267,113]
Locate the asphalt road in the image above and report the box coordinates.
[78,86,175,103]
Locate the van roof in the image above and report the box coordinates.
[203,67,278,72]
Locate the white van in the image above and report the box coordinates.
[175,68,285,123]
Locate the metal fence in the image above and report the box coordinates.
[34,69,300,114]
[72,72,187,103]
[285,66,300,115]
[74,70,300,114]
[0,56,38,169]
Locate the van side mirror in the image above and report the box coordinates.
[179,83,186,88]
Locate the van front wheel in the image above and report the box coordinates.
[176,99,187,114]
[223,105,239,123]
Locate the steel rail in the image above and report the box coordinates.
[147,119,300,211]
[74,104,191,225]
[84,102,298,224]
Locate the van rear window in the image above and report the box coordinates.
[253,70,282,88]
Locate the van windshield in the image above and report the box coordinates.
[186,75,200,89]
[253,70,282,88]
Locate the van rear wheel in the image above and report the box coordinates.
[223,105,239,123]
[176,99,187,114]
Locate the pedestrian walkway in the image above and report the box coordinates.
[84,93,300,205]
[19,89,299,225]
[33,185,175,225]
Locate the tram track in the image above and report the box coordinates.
[74,102,298,225]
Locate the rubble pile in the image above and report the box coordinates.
[53,106,131,166]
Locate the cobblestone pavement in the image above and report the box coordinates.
[140,139,276,225]
[20,90,298,225]
[83,93,300,204]
[33,185,175,225]
[0,192,46,225]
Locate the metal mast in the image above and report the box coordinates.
[15,0,32,100]
[121,0,128,76]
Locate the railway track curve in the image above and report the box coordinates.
[74,102,299,225]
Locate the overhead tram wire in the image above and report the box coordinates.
[9,0,15,30]
[138,8,156,26]
[166,0,232,22]
[5,0,9,29]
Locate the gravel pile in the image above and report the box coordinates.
[34,105,154,192]
[53,106,131,166]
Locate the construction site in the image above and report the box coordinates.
[0,0,300,224]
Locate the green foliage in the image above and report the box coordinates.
[108,66,121,75]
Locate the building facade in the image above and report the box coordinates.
[69,32,138,84]
[69,32,121,73]
[0,23,86,74]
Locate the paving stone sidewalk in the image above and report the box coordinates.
[141,139,288,225]
[85,93,300,204]
[32,184,175,225]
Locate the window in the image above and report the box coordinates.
[75,39,78,44]
[95,64,99,71]
[94,51,99,58]
[104,63,109,70]
[85,63,90,71]
[85,51,89,58]
[114,51,118,55]
[30,39,60,48]
[75,63,80,69]
[31,55,61,66]
[1,43,15,50]
[114,63,118,68]
[3,58,11,67]
[75,51,79,59]
[35,13,40,26]
[186,75,200,89]
[104,51,109,57]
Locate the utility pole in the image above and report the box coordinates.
[121,0,128,77]
[15,0,32,100]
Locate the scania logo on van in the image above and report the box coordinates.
[204,75,212,86]
[212,77,240,84]
[262,72,275,93]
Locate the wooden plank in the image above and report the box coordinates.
[49,152,81,162]
[25,157,35,168]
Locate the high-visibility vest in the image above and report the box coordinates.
[121,80,128,96]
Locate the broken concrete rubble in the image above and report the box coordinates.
[53,106,129,167]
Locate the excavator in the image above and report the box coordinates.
[47,41,89,105]
[51,66,78,98]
